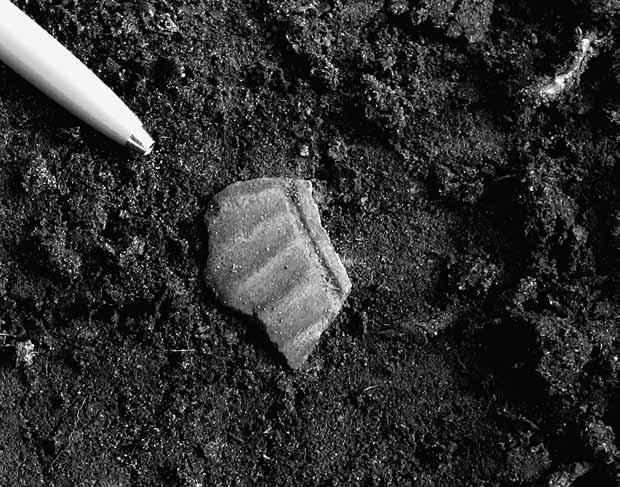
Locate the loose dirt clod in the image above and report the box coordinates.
[411,0,494,43]
[206,178,351,368]
[545,462,592,487]
[15,340,35,368]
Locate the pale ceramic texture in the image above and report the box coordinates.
[206,178,351,368]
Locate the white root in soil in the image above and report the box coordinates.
[528,29,602,105]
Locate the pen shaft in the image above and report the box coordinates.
[0,0,152,153]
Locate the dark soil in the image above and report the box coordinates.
[1,0,620,485]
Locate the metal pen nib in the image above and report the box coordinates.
[127,126,155,155]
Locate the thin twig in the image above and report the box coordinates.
[454,351,467,371]
[50,397,88,467]
[362,385,380,393]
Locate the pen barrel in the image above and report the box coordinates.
[0,0,141,146]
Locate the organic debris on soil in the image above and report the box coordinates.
[1,0,620,486]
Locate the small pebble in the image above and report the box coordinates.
[206,178,351,368]
[15,340,35,367]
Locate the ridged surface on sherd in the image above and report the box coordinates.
[206,178,351,368]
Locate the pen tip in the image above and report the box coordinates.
[127,126,155,155]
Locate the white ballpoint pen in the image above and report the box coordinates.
[0,0,154,155]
